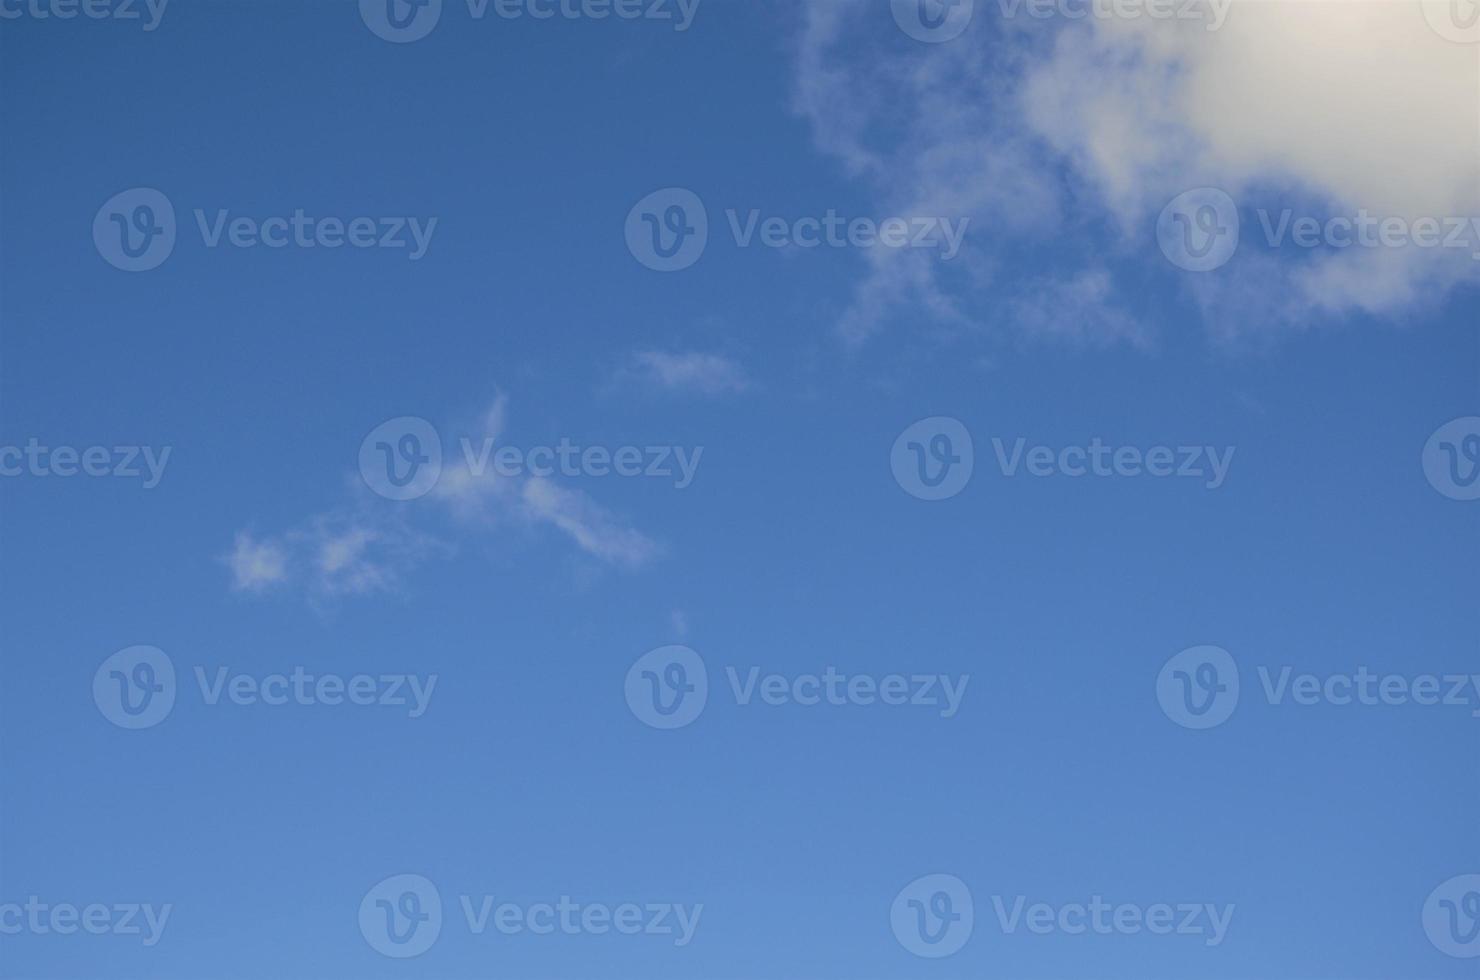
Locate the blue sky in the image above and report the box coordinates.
[1,0,1478,977]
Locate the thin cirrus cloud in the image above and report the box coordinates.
[793,0,1479,345]
[618,350,750,396]
[224,394,660,600]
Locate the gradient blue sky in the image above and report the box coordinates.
[2,1,1478,977]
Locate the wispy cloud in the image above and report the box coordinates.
[617,350,750,396]
[1008,269,1150,349]
[225,531,289,592]
[520,477,659,568]
[792,0,1479,344]
[223,513,439,600]
[226,392,660,601]
[432,396,661,568]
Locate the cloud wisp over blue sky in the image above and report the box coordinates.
[1,1,1478,977]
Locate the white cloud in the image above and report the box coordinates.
[521,477,660,568]
[1009,269,1151,348]
[793,0,1480,343]
[227,392,661,600]
[620,351,750,395]
[225,532,289,592]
